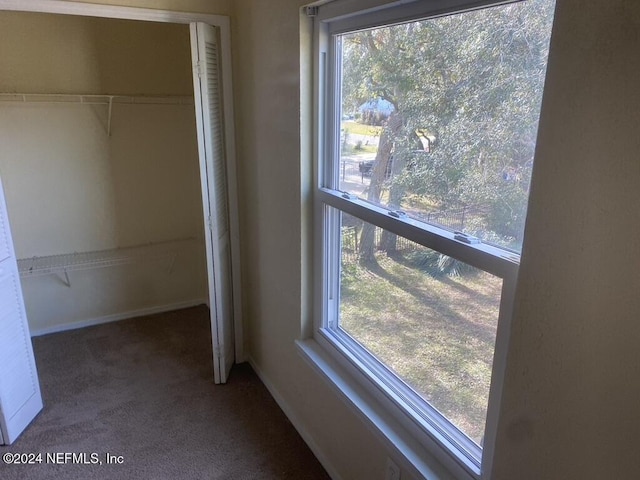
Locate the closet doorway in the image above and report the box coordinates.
[0,3,241,444]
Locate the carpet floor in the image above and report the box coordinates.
[1,306,330,480]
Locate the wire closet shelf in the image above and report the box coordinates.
[17,238,201,287]
[0,93,194,135]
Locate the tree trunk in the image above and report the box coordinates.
[358,112,402,265]
[380,147,409,253]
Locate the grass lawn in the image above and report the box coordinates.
[339,250,502,444]
[342,121,383,137]
[342,143,378,155]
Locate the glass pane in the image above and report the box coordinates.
[339,213,503,445]
[337,0,555,252]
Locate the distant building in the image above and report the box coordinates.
[358,98,395,125]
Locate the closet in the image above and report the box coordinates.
[0,7,240,443]
[0,12,209,332]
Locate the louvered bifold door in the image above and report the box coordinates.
[0,176,43,444]
[191,22,235,384]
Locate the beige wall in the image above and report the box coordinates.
[0,102,204,256]
[0,12,193,95]
[109,103,204,247]
[492,1,640,478]
[0,103,116,256]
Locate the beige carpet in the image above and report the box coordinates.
[1,306,330,480]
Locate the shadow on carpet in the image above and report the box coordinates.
[0,306,330,480]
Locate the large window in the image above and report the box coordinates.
[311,0,554,478]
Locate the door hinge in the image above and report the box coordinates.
[207,215,213,230]
[305,6,319,17]
[194,61,204,78]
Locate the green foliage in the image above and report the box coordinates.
[342,0,555,251]
[486,180,530,243]
[404,249,479,278]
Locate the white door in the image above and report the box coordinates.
[0,176,43,444]
[191,22,236,384]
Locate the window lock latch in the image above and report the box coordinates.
[388,210,407,219]
[305,6,319,17]
[454,231,481,244]
[340,191,357,200]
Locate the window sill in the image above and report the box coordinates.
[296,338,475,480]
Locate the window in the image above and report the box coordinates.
[308,0,555,478]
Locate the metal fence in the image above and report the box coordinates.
[341,206,468,262]
[414,206,466,231]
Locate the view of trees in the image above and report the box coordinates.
[335,0,556,443]
[339,0,556,258]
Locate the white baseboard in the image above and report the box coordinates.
[247,356,343,480]
[29,298,209,337]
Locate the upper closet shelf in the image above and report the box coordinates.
[0,93,194,135]
[0,93,194,105]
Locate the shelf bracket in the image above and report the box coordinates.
[107,96,114,136]
[59,268,71,288]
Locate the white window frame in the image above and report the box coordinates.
[298,1,533,479]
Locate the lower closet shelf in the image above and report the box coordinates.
[17,238,199,285]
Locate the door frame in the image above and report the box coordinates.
[0,0,244,364]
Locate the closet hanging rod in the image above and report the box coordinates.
[0,93,194,106]
[1,93,194,136]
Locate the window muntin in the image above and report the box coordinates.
[316,0,555,476]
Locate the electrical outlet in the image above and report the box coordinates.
[385,457,401,480]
